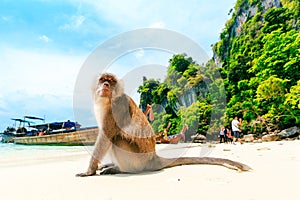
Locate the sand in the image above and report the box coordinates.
[0,140,299,200]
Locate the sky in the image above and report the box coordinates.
[0,0,236,131]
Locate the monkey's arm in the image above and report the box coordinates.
[76,95,131,177]
[76,132,111,177]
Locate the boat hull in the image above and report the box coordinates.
[13,128,98,146]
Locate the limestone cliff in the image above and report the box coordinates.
[213,0,299,67]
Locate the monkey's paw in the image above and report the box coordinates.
[75,172,96,177]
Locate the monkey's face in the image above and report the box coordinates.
[96,74,118,98]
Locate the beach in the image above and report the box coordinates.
[0,140,299,200]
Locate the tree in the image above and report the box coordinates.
[284,80,300,124]
[213,1,300,133]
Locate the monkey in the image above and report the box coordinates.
[76,73,251,177]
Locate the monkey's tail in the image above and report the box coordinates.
[157,156,252,172]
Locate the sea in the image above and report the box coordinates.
[0,143,93,168]
[0,141,212,168]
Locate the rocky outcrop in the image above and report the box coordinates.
[213,0,284,66]
[191,133,206,143]
[262,0,281,10]
[175,88,198,109]
[231,0,282,37]
[278,126,299,138]
[260,127,299,142]
[174,81,208,111]
[243,134,255,142]
[262,133,280,142]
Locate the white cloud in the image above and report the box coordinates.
[74,0,236,54]
[0,47,85,96]
[0,47,87,130]
[74,15,85,27]
[0,0,237,130]
[59,15,86,31]
[1,16,12,22]
[38,35,51,43]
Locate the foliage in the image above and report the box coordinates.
[139,0,300,138]
[256,76,287,102]
[179,101,212,137]
[285,80,300,109]
[137,78,160,110]
[169,53,194,73]
[284,80,300,124]
[250,29,300,86]
[213,0,300,134]
[138,54,220,139]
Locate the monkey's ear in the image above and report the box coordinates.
[113,78,124,98]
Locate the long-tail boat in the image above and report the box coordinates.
[1,116,98,145]
[13,125,98,146]
[155,123,188,144]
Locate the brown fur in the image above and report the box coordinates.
[76,73,251,177]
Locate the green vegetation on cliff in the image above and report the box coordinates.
[214,0,300,133]
[138,0,300,139]
[138,55,224,139]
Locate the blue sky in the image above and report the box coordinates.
[0,0,236,130]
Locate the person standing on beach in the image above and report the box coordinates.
[224,127,229,143]
[231,116,243,144]
[219,126,225,143]
[226,128,233,144]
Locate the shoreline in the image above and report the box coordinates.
[0,140,299,200]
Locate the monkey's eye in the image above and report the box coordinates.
[99,78,106,83]
[109,79,116,85]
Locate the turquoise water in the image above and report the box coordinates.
[0,143,92,167]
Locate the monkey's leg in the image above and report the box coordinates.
[98,163,115,171]
[100,166,123,175]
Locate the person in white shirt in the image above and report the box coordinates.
[231,116,243,144]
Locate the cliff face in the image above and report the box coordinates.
[211,0,300,132]
[213,0,299,67]
[174,81,208,111]
[232,0,282,37]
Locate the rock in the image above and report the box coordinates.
[278,126,299,139]
[191,134,206,143]
[243,134,255,142]
[274,130,281,134]
[257,139,262,143]
[193,140,206,143]
[262,134,280,142]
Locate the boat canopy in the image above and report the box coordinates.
[11,116,45,126]
[11,118,31,124]
[11,118,30,123]
[24,116,45,121]
[29,121,81,130]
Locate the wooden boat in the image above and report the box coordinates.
[155,123,188,144]
[1,116,44,143]
[0,116,99,145]
[13,127,98,146]
[1,131,15,143]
